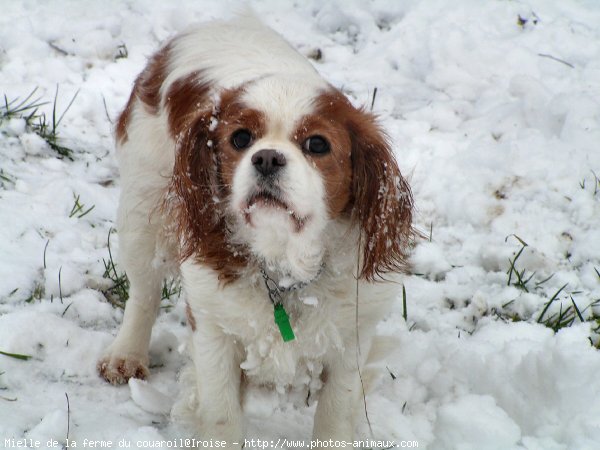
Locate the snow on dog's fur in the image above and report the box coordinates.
[98,16,413,446]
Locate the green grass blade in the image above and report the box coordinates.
[56,88,80,128]
[505,234,528,247]
[537,283,568,323]
[0,350,32,361]
[536,273,555,287]
[571,296,584,322]
[77,205,95,219]
[402,284,407,321]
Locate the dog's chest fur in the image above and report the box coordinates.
[182,261,365,389]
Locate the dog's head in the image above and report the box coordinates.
[165,74,413,283]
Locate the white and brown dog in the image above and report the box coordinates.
[98,16,413,446]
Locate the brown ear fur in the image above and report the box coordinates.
[348,108,414,281]
[166,107,247,283]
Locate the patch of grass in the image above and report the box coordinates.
[32,86,79,159]
[498,289,600,336]
[0,86,78,159]
[1,87,47,123]
[68,193,95,219]
[540,292,600,335]
[101,228,130,308]
[25,280,45,303]
[536,283,569,326]
[161,277,181,305]
[505,234,535,292]
[0,169,15,189]
[496,236,600,339]
[101,228,181,309]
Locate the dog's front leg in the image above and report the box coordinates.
[190,321,244,448]
[312,352,362,445]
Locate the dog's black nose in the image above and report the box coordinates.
[251,149,286,177]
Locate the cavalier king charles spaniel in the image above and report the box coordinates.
[98,16,413,446]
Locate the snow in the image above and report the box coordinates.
[1,0,600,449]
[128,379,172,416]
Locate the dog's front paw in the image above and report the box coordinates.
[97,354,149,384]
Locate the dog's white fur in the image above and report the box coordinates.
[98,17,410,447]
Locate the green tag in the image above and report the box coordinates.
[274,304,295,342]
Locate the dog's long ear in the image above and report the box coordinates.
[169,109,221,259]
[165,80,246,282]
[348,109,414,281]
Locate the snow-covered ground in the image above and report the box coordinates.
[1,1,600,449]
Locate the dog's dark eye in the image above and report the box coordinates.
[231,129,253,150]
[303,135,330,155]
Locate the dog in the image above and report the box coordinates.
[98,16,413,446]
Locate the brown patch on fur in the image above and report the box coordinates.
[214,89,266,188]
[115,40,174,144]
[313,90,414,281]
[135,41,173,113]
[185,301,197,332]
[167,111,247,283]
[166,85,261,283]
[165,71,211,138]
[293,110,353,217]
